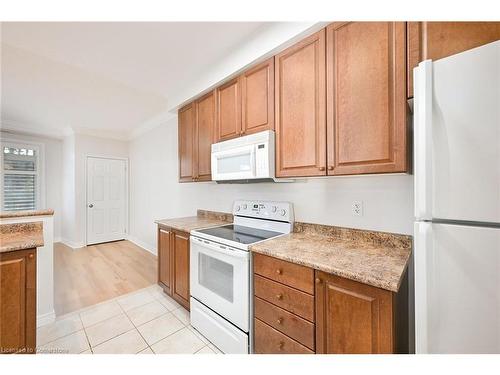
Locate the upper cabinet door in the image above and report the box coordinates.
[326,22,407,175]
[275,30,326,178]
[241,58,275,136]
[178,103,195,182]
[195,91,215,181]
[407,22,500,97]
[216,78,241,141]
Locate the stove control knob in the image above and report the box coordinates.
[242,204,247,209]
[271,206,277,213]
[280,209,286,216]
[235,205,240,211]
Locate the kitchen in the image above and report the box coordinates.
[0,2,499,372]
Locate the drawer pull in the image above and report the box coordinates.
[276,269,282,275]
[315,278,322,284]
[277,318,283,324]
[276,294,283,300]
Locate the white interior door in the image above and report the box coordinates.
[87,157,127,245]
[415,222,500,353]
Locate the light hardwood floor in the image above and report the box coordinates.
[54,240,157,316]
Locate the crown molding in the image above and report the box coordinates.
[0,118,72,139]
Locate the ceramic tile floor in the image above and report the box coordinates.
[37,284,222,354]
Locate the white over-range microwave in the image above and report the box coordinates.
[211,130,290,183]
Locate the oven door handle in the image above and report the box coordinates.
[191,237,249,259]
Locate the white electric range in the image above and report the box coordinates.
[189,200,294,354]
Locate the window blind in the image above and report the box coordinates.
[2,146,38,211]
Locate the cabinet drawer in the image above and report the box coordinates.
[254,275,315,322]
[254,318,313,354]
[254,297,315,350]
[253,253,314,294]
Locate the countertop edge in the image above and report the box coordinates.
[0,221,45,253]
[0,209,55,219]
[249,246,407,293]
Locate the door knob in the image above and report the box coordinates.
[88,204,94,208]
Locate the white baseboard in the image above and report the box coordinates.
[127,235,157,256]
[37,310,56,327]
[60,238,85,249]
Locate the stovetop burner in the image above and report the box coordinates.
[195,224,282,245]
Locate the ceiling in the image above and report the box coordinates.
[0,22,274,139]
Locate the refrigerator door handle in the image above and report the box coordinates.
[414,60,433,220]
[414,221,433,354]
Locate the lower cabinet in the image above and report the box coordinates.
[315,271,397,354]
[171,231,190,309]
[157,226,190,310]
[253,253,408,354]
[0,248,37,354]
[253,253,316,354]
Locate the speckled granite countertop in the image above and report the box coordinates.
[0,222,44,253]
[0,209,54,219]
[250,223,412,293]
[155,209,232,233]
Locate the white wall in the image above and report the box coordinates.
[61,134,76,245]
[61,132,129,247]
[129,117,415,254]
[0,130,63,240]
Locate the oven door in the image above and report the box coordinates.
[190,236,250,331]
[211,145,256,181]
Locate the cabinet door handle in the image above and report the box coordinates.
[276,294,283,300]
[278,341,284,350]
[276,269,282,275]
[328,166,334,171]
[315,278,322,284]
[319,166,326,171]
[28,253,34,259]
[277,318,283,324]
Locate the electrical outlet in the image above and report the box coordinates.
[352,201,363,217]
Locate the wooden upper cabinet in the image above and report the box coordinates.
[275,30,326,177]
[178,103,195,182]
[195,91,215,181]
[171,231,190,310]
[315,271,394,354]
[241,58,275,136]
[326,22,407,175]
[407,22,500,97]
[216,78,241,141]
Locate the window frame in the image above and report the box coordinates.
[0,138,45,211]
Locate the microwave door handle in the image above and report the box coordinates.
[213,145,254,159]
[250,145,257,177]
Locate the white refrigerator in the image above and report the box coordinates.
[414,40,500,354]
